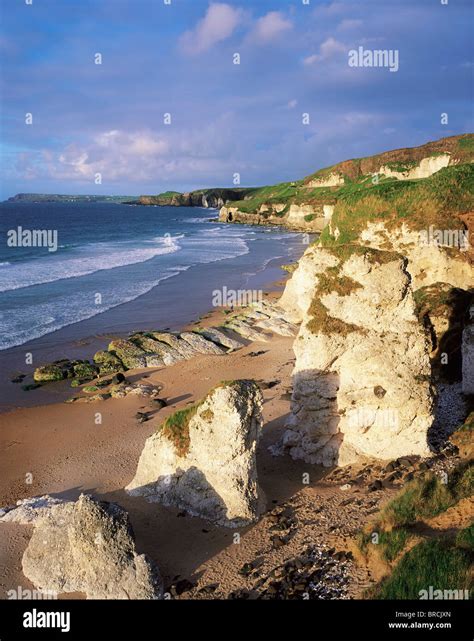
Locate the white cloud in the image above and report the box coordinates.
[250,11,292,43]
[303,37,346,65]
[179,3,243,55]
[287,99,298,109]
[337,19,363,31]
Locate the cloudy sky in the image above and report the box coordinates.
[0,0,472,199]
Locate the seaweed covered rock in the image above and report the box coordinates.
[33,363,66,382]
[108,339,147,369]
[0,494,162,599]
[71,361,98,381]
[93,350,125,375]
[126,380,264,527]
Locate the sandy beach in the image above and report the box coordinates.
[0,275,391,600]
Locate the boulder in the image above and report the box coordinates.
[133,333,182,365]
[179,332,227,355]
[93,350,125,375]
[126,380,264,527]
[72,361,98,381]
[0,494,162,600]
[225,320,269,342]
[150,332,199,359]
[108,339,147,369]
[33,363,66,382]
[198,327,245,351]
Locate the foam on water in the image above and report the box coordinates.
[0,237,181,293]
[0,202,301,351]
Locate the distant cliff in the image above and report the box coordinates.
[138,187,256,209]
[6,193,136,204]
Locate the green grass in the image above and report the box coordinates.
[458,136,474,152]
[319,164,474,245]
[160,404,200,456]
[372,539,473,599]
[380,463,473,528]
[359,528,412,562]
[383,160,419,172]
[156,190,181,198]
[456,524,474,551]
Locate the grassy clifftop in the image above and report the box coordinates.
[225,134,474,222]
[139,134,474,237]
[319,162,474,245]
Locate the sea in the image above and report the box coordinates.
[0,201,306,353]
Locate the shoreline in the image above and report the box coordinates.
[1,227,307,412]
[0,269,383,602]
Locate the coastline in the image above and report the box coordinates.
[0,263,382,602]
[0,226,307,412]
[0,262,310,599]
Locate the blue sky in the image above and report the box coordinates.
[0,0,472,199]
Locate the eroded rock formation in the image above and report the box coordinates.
[126,380,264,527]
[273,246,435,466]
[0,494,162,599]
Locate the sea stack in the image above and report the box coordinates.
[126,380,265,527]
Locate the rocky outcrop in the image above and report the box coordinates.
[93,350,125,375]
[180,332,226,355]
[225,319,270,342]
[138,188,255,209]
[0,494,162,599]
[274,246,434,467]
[198,327,245,350]
[126,380,264,527]
[306,173,345,188]
[149,332,198,359]
[378,153,451,181]
[218,203,327,232]
[358,222,472,290]
[108,339,148,369]
[34,359,98,383]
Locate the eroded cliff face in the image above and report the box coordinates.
[274,246,435,467]
[138,188,254,209]
[357,222,472,290]
[219,203,330,232]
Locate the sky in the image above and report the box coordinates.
[0,0,473,199]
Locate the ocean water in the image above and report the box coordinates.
[0,202,303,351]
